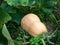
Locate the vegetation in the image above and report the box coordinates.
[0,0,60,45]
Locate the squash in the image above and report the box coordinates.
[21,13,47,37]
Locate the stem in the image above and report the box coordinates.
[23,42,30,44]
[47,37,54,44]
[35,43,38,45]
[41,39,46,45]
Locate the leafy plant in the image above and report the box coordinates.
[2,24,15,45]
[0,0,60,45]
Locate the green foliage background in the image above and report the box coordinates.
[0,0,60,45]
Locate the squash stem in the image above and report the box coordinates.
[41,39,46,45]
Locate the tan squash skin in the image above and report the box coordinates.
[21,13,47,37]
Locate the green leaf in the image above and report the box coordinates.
[47,1,58,8]
[57,1,60,7]
[0,8,11,25]
[4,0,38,6]
[30,35,44,45]
[10,13,23,25]
[42,8,53,14]
[2,24,15,45]
[4,0,28,6]
[1,2,17,13]
[28,0,38,6]
[20,0,28,6]
[4,0,21,6]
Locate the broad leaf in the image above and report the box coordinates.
[1,2,16,13]
[2,24,15,45]
[4,0,28,6]
[10,13,23,25]
[0,8,11,25]
[4,0,38,6]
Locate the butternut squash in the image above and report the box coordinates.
[21,13,47,37]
